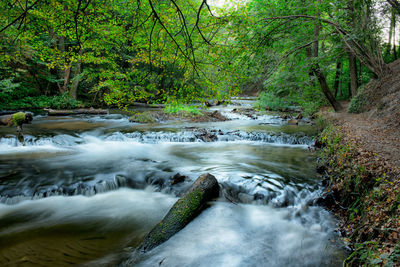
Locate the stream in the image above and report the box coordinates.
[0,100,346,266]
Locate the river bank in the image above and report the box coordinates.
[318,103,400,266]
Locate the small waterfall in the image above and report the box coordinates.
[0,175,128,205]
[107,130,314,145]
[0,130,314,149]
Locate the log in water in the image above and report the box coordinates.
[140,173,219,252]
[44,108,108,116]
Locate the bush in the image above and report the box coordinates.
[254,91,293,111]
[348,89,367,114]
[164,103,201,115]
[129,112,156,123]
[0,94,83,110]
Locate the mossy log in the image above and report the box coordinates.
[44,108,108,116]
[130,102,165,108]
[140,173,219,252]
[0,112,33,146]
[0,112,33,127]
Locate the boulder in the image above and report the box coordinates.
[0,112,33,126]
[295,113,303,120]
[170,173,187,185]
[195,129,218,142]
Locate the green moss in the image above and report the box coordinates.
[11,112,26,126]
[171,189,204,219]
[164,104,201,115]
[129,112,156,123]
[141,188,206,251]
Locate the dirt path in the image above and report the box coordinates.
[321,102,400,176]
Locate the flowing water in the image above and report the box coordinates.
[0,101,346,266]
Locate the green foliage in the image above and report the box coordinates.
[0,0,395,114]
[253,91,293,111]
[0,0,238,110]
[344,242,400,266]
[315,115,328,132]
[348,89,367,113]
[129,112,156,123]
[164,103,201,115]
[1,94,82,110]
[319,122,400,266]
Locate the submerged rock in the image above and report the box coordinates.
[139,173,219,252]
[195,129,218,142]
[129,112,157,123]
[170,173,187,185]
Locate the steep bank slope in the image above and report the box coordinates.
[318,63,400,265]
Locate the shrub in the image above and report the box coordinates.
[129,112,156,123]
[0,94,83,110]
[253,91,293,111]
[164,103,201,115]
[348,90,367,114]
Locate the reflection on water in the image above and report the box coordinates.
[0,106,346,266]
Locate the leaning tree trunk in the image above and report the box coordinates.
[313,66,343,111]
[308,2,343,111]
[348,52,358,97]
[333,61,342,98]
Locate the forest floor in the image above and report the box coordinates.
[319,101,400,265]
[320,101,400,176]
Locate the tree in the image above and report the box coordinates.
[0,0,235,108]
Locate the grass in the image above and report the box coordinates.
[129,111,156,123]
[164,103,201,115]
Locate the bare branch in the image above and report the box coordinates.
[195,1,211,45]
[0,0,40,33]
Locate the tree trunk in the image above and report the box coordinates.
[386,11,394,57]
[58,5,71,94]
[309,1,342,111]
[334,61,342,98]
[348,52,358,97]
[341,0,390,78]
[313,66,342,111]
[58,35,71,94]
[393,14,397,59]
[69,49,83,100]
[61,65,71,94]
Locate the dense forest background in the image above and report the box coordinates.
[0,0,399,114]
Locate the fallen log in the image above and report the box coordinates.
[140,173,219,252]
[44,108,109,116]
[129,102,165,108]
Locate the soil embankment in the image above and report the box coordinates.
[318,61,400,265]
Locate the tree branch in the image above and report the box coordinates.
[0,0,41,33]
